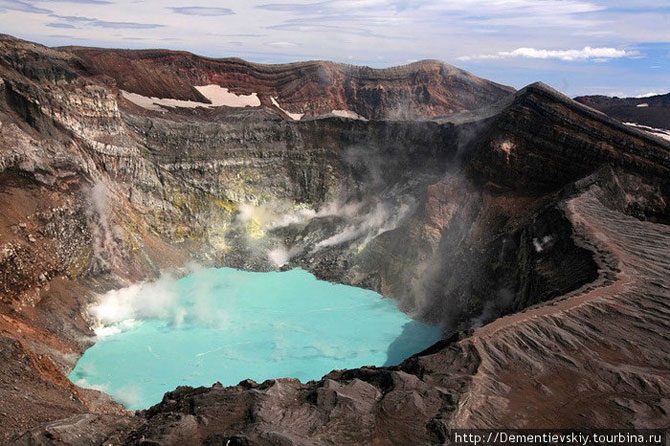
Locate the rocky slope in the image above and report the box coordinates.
[0,34,668,444]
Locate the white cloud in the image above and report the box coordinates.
[0,0,667,96]
[266,41,298,48]
[634,92,664,98]
[458,46,639,62]
[170,7,235,16]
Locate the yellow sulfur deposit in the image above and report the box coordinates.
[247,217,265,239]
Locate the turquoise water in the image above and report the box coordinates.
[70,268,442,410]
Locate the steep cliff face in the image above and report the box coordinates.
[62,45,514,120]
[0,35,669,444]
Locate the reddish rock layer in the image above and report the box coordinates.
[62,46,514,120]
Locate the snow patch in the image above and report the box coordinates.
[635,92,663,98]
[624,122,670,142]
[270,97,304,120]
[330,109,367,121]
[636,103,649,108]
[121,84,260,111]
[195,85,260,107]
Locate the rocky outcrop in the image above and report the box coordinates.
[0,35,669,443]
[465,83,670,192]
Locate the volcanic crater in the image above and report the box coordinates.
[0,34,669,445]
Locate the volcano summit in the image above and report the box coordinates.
[0,35,669,445]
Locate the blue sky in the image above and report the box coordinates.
[0,0,668,96]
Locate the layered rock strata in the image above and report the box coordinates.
[0,35,668,444]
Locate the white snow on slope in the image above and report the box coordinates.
[270,97,304,120]
[625,122,670,142]
[329,109,367,120]
[122,85,260,111]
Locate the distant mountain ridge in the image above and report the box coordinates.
[59,45,515,120]
[575,92,670,130]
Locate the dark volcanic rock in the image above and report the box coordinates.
[11,414,139,446]
[121,341,478,446]
[575,92,670,130]
[466,83,670,193]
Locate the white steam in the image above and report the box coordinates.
[90,268,231,335]
[235,201,317,230]
[315,200,365,219]
[267,245,302,267]
[91,275,178,326]
[470,288,515,329]
[229,193,415,267]
[532,235,554,253]
[86,182,124,271]
[314,200,414,250]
